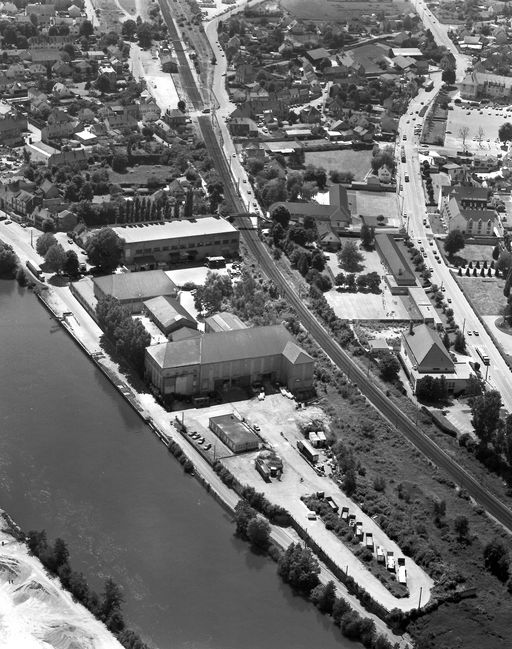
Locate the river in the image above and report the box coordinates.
[0,281,357,649]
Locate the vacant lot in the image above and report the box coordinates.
[304,150,372,181]
[461,244,496,263]
[91,0,125,31]
[456,276,505,316]
[281,0,410,20]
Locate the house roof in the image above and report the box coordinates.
[306,47,331,61]
[143,295,195,330]
[204,311,247,333]
[404,324,453,368]
[147,324,313,369]
[93,270,177,302]
[449,185,488,201]
[460,208,496,222]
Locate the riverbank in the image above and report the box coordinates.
[0,513,123,649]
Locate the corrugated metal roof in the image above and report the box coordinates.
[94,270,177,302]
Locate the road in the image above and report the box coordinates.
[396,7,512,412]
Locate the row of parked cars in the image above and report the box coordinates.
[186,430,212,451]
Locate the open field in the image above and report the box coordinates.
[304,150,372,181]
[90,0,126,31]
[455,276,505,316]
[461,244,496,263]
[444,104,507,155]
[281,0,411,20]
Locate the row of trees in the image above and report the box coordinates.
[26,531,150,648]
[335,270,380,294]
[96,296,151,375]
[0,240,18,278]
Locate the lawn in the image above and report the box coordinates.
[110,165,173,186]
[461,244,496,264]
[304,150,372,181]
[281,0,411,20]
[455,276,505,316]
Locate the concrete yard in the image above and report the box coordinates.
[325,282,410,321]
[183,394,434,612]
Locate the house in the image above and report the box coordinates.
[47,148,88,167]
[163,108,187,128]
[139,98,161,123]
[93,270,178,314]
[229,117,259,137]
[299,105,321,124]
[143,296,197,336]
[39,179,60,199]
[30,48,62,65]
[400,324,471,394]
[377,164,393,183]
[145,324,315,398]
[270,184,352,234]
[67,3,81,17]
[304,47,331,67]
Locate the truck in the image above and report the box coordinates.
[476,347,490,366]
[424,79,434,91]
[325,496,339,513]
[316,431,326,447]
[398,564,407,585]
[297,440,319,464]
[355,523,364,540]
[255,458,271,483]
[400,145,406,163]
[26,260,44,281]
[365,533,374,550]
[376,546,385,563]
[308,431,319,447]
[348,514,356,527]
[341,506,349,521]
[387,551,396,572]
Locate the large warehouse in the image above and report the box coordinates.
[111,217,239,269]
[209,414,260,454]
[93,270,178,313]
[145,324,314,398]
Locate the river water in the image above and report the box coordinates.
[0,282,357,649]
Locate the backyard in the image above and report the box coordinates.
[304,150,372,181]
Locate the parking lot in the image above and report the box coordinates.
[444,103,509,155]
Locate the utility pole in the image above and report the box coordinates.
[418,586,423,609]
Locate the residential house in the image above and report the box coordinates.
[30,48,62,65]
[269,184,352,234]
[0,116,27,146]
[299,105,321,124]
[163,108,187,128]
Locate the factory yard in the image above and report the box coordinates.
[181,394,434,612]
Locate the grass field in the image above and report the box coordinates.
[281,0,410,20]
[304,149,372,181]
[456,276,505,316]
[110,165,173,185]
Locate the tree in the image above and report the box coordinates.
[0,242,17,277]
[343,468,357,496]
[112,153,128,173]
[234,500,257,538]
[444,229,465,257]
[499,122,512,143]
[442,68,456,84]
[416,375,448,402]
[471,390,502,447]
[484,539,510,581]
[121,19,137,39]
[41,217,55,233]
[194,271,232,314]
[137,22,153,49]
[338,240,364,272]
[277,543,320,595]
[360,224,374,250]
[310,580,336,614]
[454,515,469,542]
[335,271,345,287]
[458,126,470,149]
[379,352,400,382]
[36,232,58,257]
[44,243,67,274]
[101,577,124,620]
[79,20,94,37]
[63,250,80,277]
[454,331,467,354]
[86,228,124,272]
[345,273,356,292]
[246,517,271,550]
[177,99,186,112]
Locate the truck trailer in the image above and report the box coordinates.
[387,551,395,572]
[297,440,319,464]
[365,533,374,550]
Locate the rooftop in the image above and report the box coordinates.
[93,270,177,302]
[204,311,248,333]
[403,323,453,368]
[375,234,416,286]
[209,413,259,448]
[112,217,237,244]
[147,324,313,369]
[143,295,196,330]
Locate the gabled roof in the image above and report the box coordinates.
[404,324,453,369]
[93,270,177,302]
[143,295,196,330]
